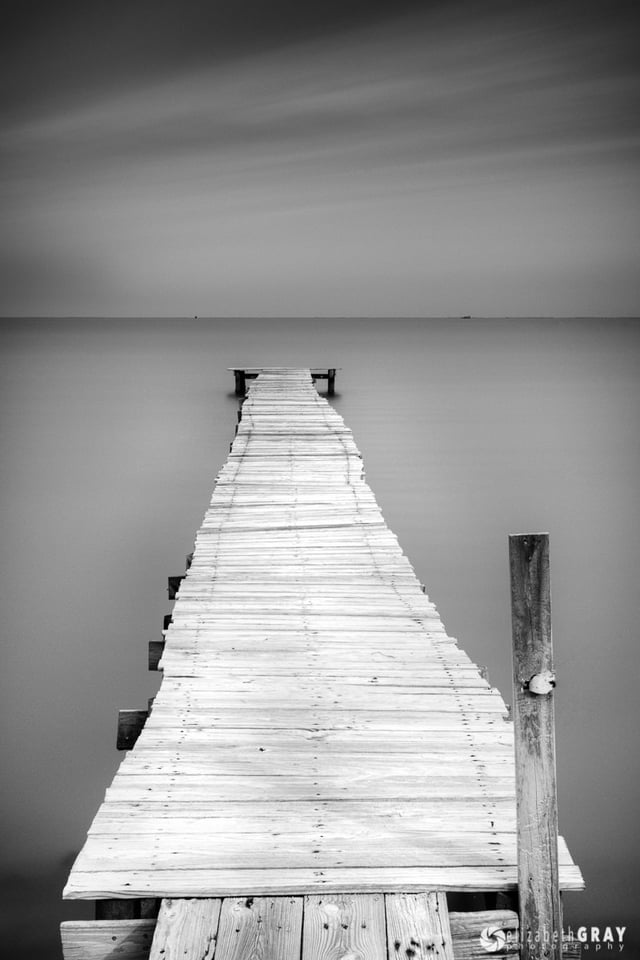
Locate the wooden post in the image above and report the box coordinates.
[168,575,184,600]
[327,368,336,395]
[509,533,561,960]
[234,369,246,396]
[148,639,165,670]
[117,708,148,750]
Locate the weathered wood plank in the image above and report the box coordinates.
[448,910,583,959]
[61,863,586,899]
[60,904,585,960]
[448,910,519,958]
[509,534,562,960]
[213,896,302,960]
[385,892,455,959]
[68,832,522,872]
[61,920,155,960]
[302,893,386,960]
[148,898,221,960]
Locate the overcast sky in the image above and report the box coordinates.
[1,0,639,316]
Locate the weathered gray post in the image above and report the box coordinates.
[509,533,562,960]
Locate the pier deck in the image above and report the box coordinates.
[63,368,582,904]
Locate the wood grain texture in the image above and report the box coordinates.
[63,370,582,901]
[149,898,221,960]
[61,901,585,960]
[385,893,454,960]
[214,896,303,960]
[302,893,386,960]
[60,920,155,960]
[448,910,518,959]
[509,534,562,959]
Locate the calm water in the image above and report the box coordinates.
[1,317,639,955]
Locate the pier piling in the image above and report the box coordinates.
[510,533,562,960]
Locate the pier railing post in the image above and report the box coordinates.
[509,533,562,960]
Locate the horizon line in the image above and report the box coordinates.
[2,314,639,322]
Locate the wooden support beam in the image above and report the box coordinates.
[233,369,246,396]
[148,639,165,671]
[510,533,562,960]
[149,898,221,960]
[117,709,148,751]
[168,575,184,600]
[62,919,155,959]
[163,613,172,631]
[232,367,338,397]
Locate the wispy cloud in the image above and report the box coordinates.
[4,5,638,177]
[1,1,638,315]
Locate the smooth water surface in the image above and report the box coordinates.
[1,317,639,955]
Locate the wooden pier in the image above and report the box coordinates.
[62,368,583,959]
